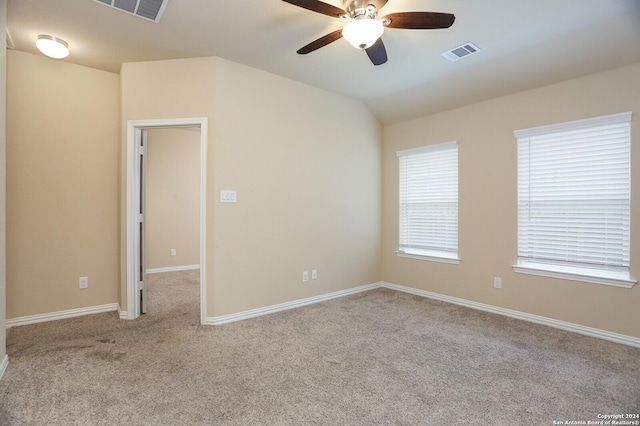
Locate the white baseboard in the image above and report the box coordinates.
[146,265,200,274]
[0,355,8,381]
[205,282,382,325]
[6,281,635,349]
[382,282,640,348]
[5,303,120,328]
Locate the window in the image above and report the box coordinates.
[397,141,459,263]
[514,112,635,288]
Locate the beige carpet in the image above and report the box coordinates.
[1,270,638,425]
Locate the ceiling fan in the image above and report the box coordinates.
[283,0,455,66]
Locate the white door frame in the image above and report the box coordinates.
[126,117,208,325]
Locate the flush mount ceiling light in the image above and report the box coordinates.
[35,35,69,59]
[342,18,384,50]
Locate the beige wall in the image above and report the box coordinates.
[1,0,7,366]
[211,58,381,316]
[121,57,381,318]
[145,128,200,270]
[7,44,635,344]
[6,50,120,318]
[120,57,217,312]
[382,62,640,338]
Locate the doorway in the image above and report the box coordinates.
[125,117,208,324]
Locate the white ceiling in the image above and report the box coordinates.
[7,0,640,124]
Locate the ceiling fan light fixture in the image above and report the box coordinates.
[35,35,69,59]
[342,18,384,50]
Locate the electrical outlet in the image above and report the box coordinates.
[493,276,502,289]
[79,277,88,289]
[170,248,176,256]
[311,269,317,280]
[302,271,309,282]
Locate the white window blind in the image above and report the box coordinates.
[515,112,632,284]
[397,141,458,261]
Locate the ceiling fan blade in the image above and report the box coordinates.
[382,12,455,29]
[366,38,387,66]
[297,29,344,54]
[282,0,346,18]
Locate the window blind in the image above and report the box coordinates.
[397,141,458,258]
[515,112,631,276]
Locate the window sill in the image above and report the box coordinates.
[512,262,636,289]
[396,250,460,265]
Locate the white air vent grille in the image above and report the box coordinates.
[91,0,169,23]
[441,42,481,62]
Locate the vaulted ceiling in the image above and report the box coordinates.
[7,0,640,124]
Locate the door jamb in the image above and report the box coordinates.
[126,117,208,325]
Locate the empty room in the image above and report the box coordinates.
[0,0,639,424]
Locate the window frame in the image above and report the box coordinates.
[396,141,460,264]
[513,112,636,288]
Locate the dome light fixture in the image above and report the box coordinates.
[35,35,70,59]
[341,18,384,50]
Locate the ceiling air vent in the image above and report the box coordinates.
[441,42,481,62]
[91,0,169,23]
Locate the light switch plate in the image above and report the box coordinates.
[220,190,237,203]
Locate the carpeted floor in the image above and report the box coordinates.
[0,270,639,425]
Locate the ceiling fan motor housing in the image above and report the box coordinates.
[344,0,378,19]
